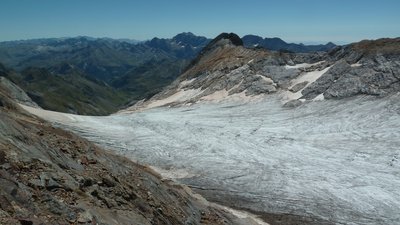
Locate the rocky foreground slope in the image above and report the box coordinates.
[0,81,261,224]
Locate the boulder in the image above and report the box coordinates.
[283,100,303,108]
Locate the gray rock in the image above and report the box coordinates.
[79,177,95,188]
[46,178,63,190]
[290,81,308,93]
[67,211,77,223]
[42,196,71,216]
[283,100,303,108]
[33,172,76,191]
[28,179,45,188]
[101,175,116,187]
[324,75,364,98]
[246,82,276,95]
[303,56,400,100]
[302,60,352,99]
[0,209,10,218]
[260,65,299,82]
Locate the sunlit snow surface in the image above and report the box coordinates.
[25,94,400,224]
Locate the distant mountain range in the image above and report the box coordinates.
[0,32,210,114]
[0,32,337,115]
[242,35,336,52]
[0,33,208,81]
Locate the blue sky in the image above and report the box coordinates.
[1,0,399,44]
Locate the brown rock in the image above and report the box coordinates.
[0,195,13,213]
[77,211,93,223]
[101,175,116,187]
[80,156,89,165]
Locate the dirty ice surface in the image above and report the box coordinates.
[22,94,400,224]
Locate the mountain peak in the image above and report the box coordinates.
[171,32,209,46]
[173,32,195,38]
[181,33,263,80]
[194,33,243,58]
[212,32,243,46]
[326,42,336,46]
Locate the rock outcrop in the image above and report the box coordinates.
[0,65,38,108]
[302,38,400,99]
[0,76,39,108]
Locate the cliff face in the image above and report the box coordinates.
[0,85,249,224]
[301,38,400,99]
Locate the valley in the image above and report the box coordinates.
[22,93,400,225]
[8,33,400,224]
[1,1,400,224]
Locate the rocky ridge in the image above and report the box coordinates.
[302,38,400,99]
[0,76,39,108]
[125,35,400,111]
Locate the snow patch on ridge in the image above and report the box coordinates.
[284,61,325,69]
[149,166,197,180]
[179,78,196,88]
[200,89,229,102]
[351,62,363,67]
[200,90,260,103]
[216,205,270,225]
[255,75,276,86]
[19,104,81,123]
[285,63,311,69]
[313,93,325,101]
[282,66,331,101]
[290,66,331,89]
[147,88,203,109]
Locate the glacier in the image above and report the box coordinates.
[21,94,400,224]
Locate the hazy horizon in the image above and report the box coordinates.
[1,0,399,45]
[0,32,351,45]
